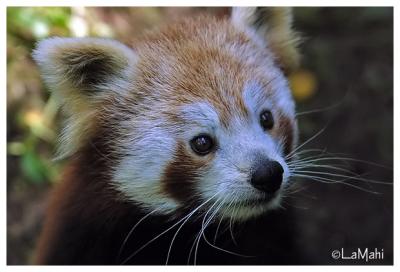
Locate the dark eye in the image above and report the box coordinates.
[260,110,274,130]
[190,134,214,155]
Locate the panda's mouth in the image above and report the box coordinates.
[210,191,283,221]
[215,192,280,212]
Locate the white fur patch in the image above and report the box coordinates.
[178,102,220,142]
[112,116,179,214]
[231,7,269,50]
[179,102,220,130]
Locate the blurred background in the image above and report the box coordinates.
[7,7,393,265]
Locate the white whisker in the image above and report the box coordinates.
[121,193,218,264]
[193,197,222,265]
[292,170,392,185]
[292,174,381,194]
[285,126,327,160]
[117,208,160,262]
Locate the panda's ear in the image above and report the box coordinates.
[231,7,301,73]
[33,37,137,104]
[33,37,137,158]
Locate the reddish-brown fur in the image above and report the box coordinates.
[162,141,213,204]
[34,10,300,265]
[34,129,131,264]
[130,16,277,127]
[272,112,296,156]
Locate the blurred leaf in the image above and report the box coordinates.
[7,7,71,40]
[21,150,47,183]
[8,142,25,156]
[23,109,56,142]
[289,69,318,102]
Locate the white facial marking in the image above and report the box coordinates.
[179,102,220,137]
[112,116,179,214]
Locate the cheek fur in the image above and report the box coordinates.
[161,141,211,204]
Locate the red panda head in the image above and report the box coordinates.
[33,7,300,221]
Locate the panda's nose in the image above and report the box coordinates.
[250,160,284,194]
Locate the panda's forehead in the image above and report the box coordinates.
[176,80,277,129]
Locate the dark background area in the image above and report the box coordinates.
[292,7,393,264]
[7,7,393,265]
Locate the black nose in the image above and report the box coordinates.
[250,160,284,194]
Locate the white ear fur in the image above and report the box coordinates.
[33,37,138,158]
[231,7,300,73]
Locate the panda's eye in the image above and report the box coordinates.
[190,134,214,155]
[260,110,274,130]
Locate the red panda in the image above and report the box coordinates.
[32,7,301,265]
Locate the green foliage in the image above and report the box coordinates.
[7,7,71,40]
[7,7,71,184]
[21,148,47,183]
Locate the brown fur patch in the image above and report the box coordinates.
[270,112,295,156]
[161,141,212,204]
[278,115,295,156]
